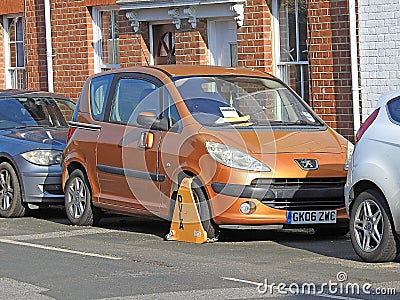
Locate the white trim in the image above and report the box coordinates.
[44,0,54,92]
[3,16,11,89]
[122,2,245,30]
[207,20,216,65]
[118,0,245,10]
[149,23,155,65]
[272,0,281,78]
[3,15,25,89]
[92,7,121,73]
[349,0,361,134]
[272,0,309,100]
[92,7,103,74]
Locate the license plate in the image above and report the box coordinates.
[286,210,337,224]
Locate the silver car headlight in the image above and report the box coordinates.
[344,141,354,171]
[205,141,271,172]
[21,150,62,166]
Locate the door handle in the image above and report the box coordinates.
[138,132,154,149]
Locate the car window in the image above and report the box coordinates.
[174,76,322,128]
[161,91,181,132]
[110,78,160,125]
[0,97,75,129]
[90,74,113,121]
[387,97,400,124]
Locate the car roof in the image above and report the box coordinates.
[0,89,71,100]
[93,65,275,79]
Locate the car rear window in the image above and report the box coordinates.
[387,97,400,124]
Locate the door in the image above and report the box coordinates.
[153,24,176,65]
[96,74,165,213]
[208,20,238,67]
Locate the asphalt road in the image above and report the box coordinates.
[0,207,399,300]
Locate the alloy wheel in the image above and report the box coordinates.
[67,176,87,219]
[353,199,383,252]
[0,169,14,211]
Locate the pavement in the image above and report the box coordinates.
[0,207,399,299]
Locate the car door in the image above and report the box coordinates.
[96,74,165,213]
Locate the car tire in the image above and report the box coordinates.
[349,189,398,262]
[65,169,101,226]
[0,162,25,218]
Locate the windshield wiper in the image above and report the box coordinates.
[268,120,321,126]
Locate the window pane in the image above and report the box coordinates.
[279,0,295,62]
[388,98,400,123]
[90,74,113,121]
[111,78,159,125]
[16,17,23,42]
[279,0,308,62]
[278,64,309,100]
[17,42,24,67]
[8,18,15,42]
[101,10,120,66]
[298,1,308,61]
[174,76,320,127]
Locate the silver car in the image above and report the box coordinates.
[345,91,400,262]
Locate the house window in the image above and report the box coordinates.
[273,0,309,102]
[93,8,120,72]
[3,16,25,89]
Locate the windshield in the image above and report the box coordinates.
[0,96,75,130]
[174,76,323,127]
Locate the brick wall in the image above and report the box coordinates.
[358,0,400,120]
[237,0,273,73]
[175,20,208,65]
[307,0,354,139]
[119,19,151,67]
[25,0,48,92]
[25,0,94,101]
[0,0,24,15]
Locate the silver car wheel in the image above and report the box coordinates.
[0,169,14,211]
[353,199,383,253]
[67,176,87,219]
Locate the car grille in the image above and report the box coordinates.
[251,178,346,211]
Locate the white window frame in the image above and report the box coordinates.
[3,14,25,89]
[272,0,309,100]
[92,6,121,73]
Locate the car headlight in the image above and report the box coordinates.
[21,150,62,166]
[205,141,271,172]
[344,141,354,171]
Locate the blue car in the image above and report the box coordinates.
[0,90,75,217]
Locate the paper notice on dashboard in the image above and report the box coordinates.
[220,107,239,118]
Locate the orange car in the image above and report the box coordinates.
[62,65,352,239]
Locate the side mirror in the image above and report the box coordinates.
[137,112,169,131]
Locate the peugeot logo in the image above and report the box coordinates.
[294,159,319,171]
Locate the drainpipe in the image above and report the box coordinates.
[44,0,54,92]
[349,0,361,136]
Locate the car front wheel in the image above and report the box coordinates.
[0,162,25,218]
[349,189,398,262]
[65,169,101,226]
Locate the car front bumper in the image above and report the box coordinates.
[209,179,348,226]
[14,156,64,204]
